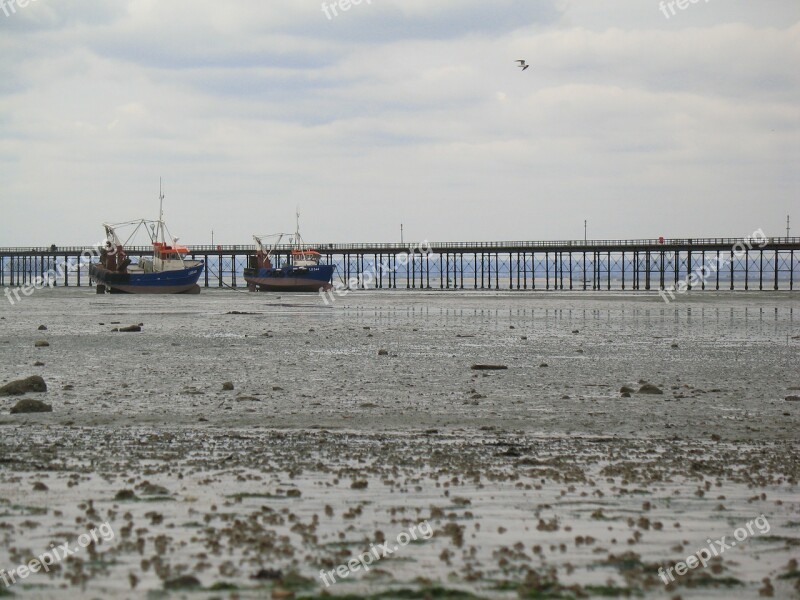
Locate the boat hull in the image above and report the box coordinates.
[244,265,334,293]
[90,261,205,294]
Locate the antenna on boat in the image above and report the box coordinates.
[158,178,165,244]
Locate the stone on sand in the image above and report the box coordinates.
[0,376,47,396]
[10,398,52,414]
[164,575,202,590]
[114,489,138,501]
[637,383,664,395]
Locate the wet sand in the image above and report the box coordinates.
[0,289,798,598]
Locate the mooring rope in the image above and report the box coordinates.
[203,261,250,293]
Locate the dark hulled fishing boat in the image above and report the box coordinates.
[244,217,334,292]
[90,186,204,294]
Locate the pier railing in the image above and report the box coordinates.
[1,237,798,292]
[2,237,799,255]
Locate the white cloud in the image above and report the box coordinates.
[0,0,798,245]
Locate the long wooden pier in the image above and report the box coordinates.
[1,237,798,292]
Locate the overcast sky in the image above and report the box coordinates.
[0,0,798,246]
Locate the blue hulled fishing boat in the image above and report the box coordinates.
[90,186,204,294]
[244,215,334,293]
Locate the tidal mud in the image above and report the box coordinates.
[0,289,798,598]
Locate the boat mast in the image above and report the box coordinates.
[295,208,301,250]
[158,178,166,245]
[294,208,305,263]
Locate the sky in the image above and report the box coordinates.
[0,0,798,246]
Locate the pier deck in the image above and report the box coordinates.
[1,238,798,292]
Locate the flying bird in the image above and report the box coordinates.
[516,60,530,71]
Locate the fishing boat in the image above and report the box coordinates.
[244,215,334,292]
[89,186,204,294]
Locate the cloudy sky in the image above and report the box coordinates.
[0,0,798,246]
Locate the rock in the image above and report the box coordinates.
[351,480,368,489]
[378,349,389,356]
[572,329,580,334]
[539,363,549,368]
[620,386,635,394]
[35,340,49,347]
[37,325,47,331]
[163,575,202,590]
[638,383,664,395]
[785,396,800,402]
[118,325,141,332]
[10,398,52,414]
[33,361,45,367]
[286,489,301,498]
[0,376,47,396]
[138,482,169,496]
[471,365,508,371]
[251,568,282,581]
[671,343,679,349]
[620,392,631,398]
[114,489,138,501]
[222,382,234,391]
[32,482,49,491]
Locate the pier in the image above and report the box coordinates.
[1,237,798,292]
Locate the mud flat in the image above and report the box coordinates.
[0,289,798,598]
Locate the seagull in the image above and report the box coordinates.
[516,59,530,71]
